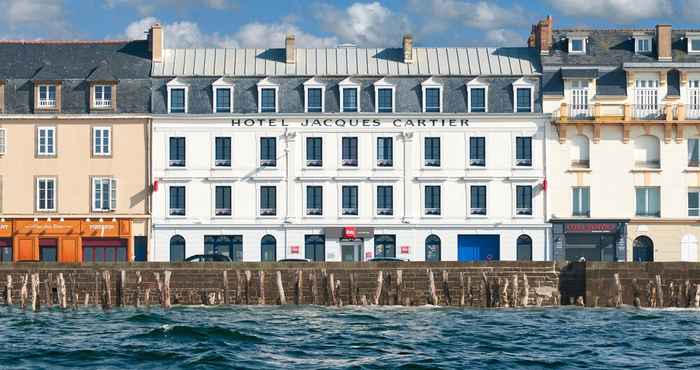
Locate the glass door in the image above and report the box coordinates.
[341,239,363,262]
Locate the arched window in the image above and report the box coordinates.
[634,135,660,168]
[169,235,186,262]
[425,235,441,262]
[633,236,654,262]
[261,235,277,262]
[570,135,590,168]
[516,235,533,261]
[681,234,698,262]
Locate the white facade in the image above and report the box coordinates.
[151,115,549,262]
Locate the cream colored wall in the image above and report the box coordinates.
[628,224,700,262]
[0,119,149,216]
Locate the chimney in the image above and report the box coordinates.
[656,24,672,61]
[531,15,553,55]
[148,24,164,63]
[403,34,414,64]
[285,34,296,64]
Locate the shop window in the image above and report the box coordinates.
[169,235,186,262]
[39,239,57,262]
[633,236,654,262]
[374,235,396,258]
[516,235,533,261]
[204,235,242,261]
[425,235,441,262]
[83,239,127,263]
[681,234,699,262]
[261,235,276,261]
[0,239,12,263]
[570,135,590,168]
[633,135,660,168]
[305,235,325,261]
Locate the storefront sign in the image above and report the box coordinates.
[232,118,469,129]
[290,245,300,254]
[15,220,80,235]
[0,222,11,237]
[400,245,410,254]
[324,227,374,239]
[343,227,356,239]
[565,223,618,234]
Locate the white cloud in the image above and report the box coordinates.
[0,0,72,37]
[545,0,672,22]
[412,0,530,30]
[123,17,338,48]
[105,0,237,15]
[485,29,525,46]
[315,2,410,47]
[681,0,700,19]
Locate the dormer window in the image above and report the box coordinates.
[339,77,360,113]
[374,78,395,113]
[635,36,652,53]
[421,77,442,113]
[257,78,279,113]
[212,77,234,113]
[568,37,586,54]
[688,33,700,53]
[512,78,534,113]
[166,78,188,114]
[38,84,57,109]
[467,78,489,113]
[303,78,325,113]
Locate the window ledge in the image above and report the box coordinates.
[567,168,591,173]
[630,168,662,173]
[685,168,700,173]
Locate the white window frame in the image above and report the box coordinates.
[374,134,395,169]
[374,78,396,113]
[212,135,233,168]
[513,182,535,218]
[688,34,700,54]
[568,37,587,54]
[421,134,442,169]
[93,84,113,109]
[36,177,56,212]
[339,136,359,168]
[212,183,234,218]
[92,126,111,156]
[635,36,652,54]
[166,79,189,114]
[167,135,187,168]
[467,79,489,113]
[572,186,590,217]
[689,188,700,217]
[303,77,325,113]
[466,135,487,168]
[374,184,395,218]
[422,184,443,217]
[0,128,6,155]
[339,77,361,113]
[92,177,117,212]
[38,84,57,108]
[339,184,360,218]
[212,78,234,113]
[37,126,56,156]
[303,184,324,217]
[635,186,661,217]
[513,78,535,113]
[421,77,443,113]
[467,183,489,218]
[258,135,278,168]
[167,184,187,218]
[257,184,278,217]
[257,78,279,113]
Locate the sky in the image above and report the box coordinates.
[0,0,699,48]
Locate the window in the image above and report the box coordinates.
[259,88,277,113]
[83,239,127,263]
[634,79,659,119]
[261,235,276,261]
[515,88,533,113]
[633,135,660,168]
[569,37,586,53]
[681,234,698,262]
[37,127,55,156]
[515,137,532,166]
[306,186,323,216]
[305,235,325,262]
[377,185,393,216]
[169,88,186,113]
[636,187,660,217]
[633,236,654,262]
[689,80,700,119]
[260,137,276,167]
[38,85,56,108]
[93,127,111,156]
[516,185,533,215]
[423,87,441,113]
[260,186,276,216]
[169,235,186,262]
[306,137,322,167]
[214,137,231,167]
[204,235,242,261]
[92,177,117,212]
[93,85,112,109]
[341,137,358,166]
[39,239,57,262]
[689,138,699,167]
[215,185,232,216]
[0,239,11,263]
[569,80,589,118]
[469,87,487,113]
[374,235,396,258]
[342,185,358,216]
[570,135,590,168]
[36,177,56,211]
[340,82,360,112]
[376,88,394,113]
[424,137,440,167]
[424,185,441,216]
[689,37,700,53]
[377,137,393,167]
[470,185,487,215]
[169,137,186,167]
[689,189,700,217]
[469,137,485,166]
[306,87,323,113]
[516,235,533,261]
[214,87,232,113]
[635,37,652,53]
[0,128,6,155]
[169,186,186,216]
[425,235,441,262]
[572,187,590,217]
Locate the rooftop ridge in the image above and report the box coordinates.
[0,39,135,45]
[554,28,700,32]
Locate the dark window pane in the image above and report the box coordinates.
[216,88,231,112]
[169,137,186,167]
[374,235,396,258]
[260,137,277,166]
[516,88,532,112]
[516,137,532,166]
[377,137,393,166]
[215,137,231,166]
[470,88,486,112]
[377,88,393,113]
[307,88,322,112]
[261,88,276,112]
[343,88,358,112]
[170,88,186,113]
[342,137,358,166]
[424,137,440,166]
[306,137,322,166]
[425,88,441,112]
[469,137,486,166]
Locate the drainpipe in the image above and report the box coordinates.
[283,127,290,260]
[147,116,153,262]
[402,131,409,223]
[543,115,550,261]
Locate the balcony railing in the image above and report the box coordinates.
[424,158,441,167]
[306,159,322,167]
[306,208,323,216]
[94,99,112,109]
[38,99,56,108]
[260,159,277,167]
[215,208,232,216]
[516,208,533,216]
[685,105,700,120]
[377,159,393,167]
[169,208,186,216]
[425,207,441,216]
[554,102,685,122]
[341,158,358,167]
[342,207,358,216]
[631,104,664,120]
[260,208,277,216]
[377,208,393,216]
[470,207,487,216]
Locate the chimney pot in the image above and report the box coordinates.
[148,24,164,63]
[285,34,296,64]
[403,34,414,64]
[656,24,672,61]
[531,15,553,55]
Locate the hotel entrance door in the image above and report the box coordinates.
[341,239,363,262]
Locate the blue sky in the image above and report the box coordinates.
[1,0,698,48]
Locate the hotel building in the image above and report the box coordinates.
[534,16,700,261]
[0,40,152,262]
[149,28,549,262]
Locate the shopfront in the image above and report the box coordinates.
[323,227,374,262]
[551,220,628,262]
[3,219,133,263]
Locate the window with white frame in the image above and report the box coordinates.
[304,78,325,113]
[470,185,487,215]
[634,79,659,119]
[92,177,117,212]
[468,86,487,113]
[37,127,55,156]
[568,37,586,53]
[688,36,700,53]
[341,185,358,215]
[36,177,56,211]
[306,185,323,216]
[636,187,660,217]
[376,185,393,216]
[633,135,660,168]
[516,185,533,216]
[688,79,700,119]
[421,78,442,113]
[0,128,6,155]
[374,78,395,113]
[469,136,486,167]
[569,80,590,118]
[376,137,393,167]
[93,127,111,156]
[306,137,322,167]
[424,137,440,167]
[424,185,441,216]
[169,137,186,167]
[572,186,590,217]
[214,137,231,167]
[635,37,652,53]
[167,79,188,113]
[260,186,277,216]
[257,78,279,113]
[212,77,233,113]
[169,186,186,216]
[215,185,232,216]
[515,87,533,113]
[260,137,277,167]
[689,138,700,167]
[339,78,360,112]
[689,188,700,217]
[515,136,532,167]
[38,85,56,108]
[341,137,358,166]
[93,85,113,109]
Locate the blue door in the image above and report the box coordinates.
[458,235,500,261]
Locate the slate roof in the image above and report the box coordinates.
[86,61,118,82]
[561,68,599,79]
[152,47,541,77]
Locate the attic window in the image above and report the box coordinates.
[38,85,57,109]
[689,37,700,53]
[93,85,113,109]
[568,37,586,54]
[635,37,652,53]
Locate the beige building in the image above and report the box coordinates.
[533,16,700,262]
[0,40,152,263]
